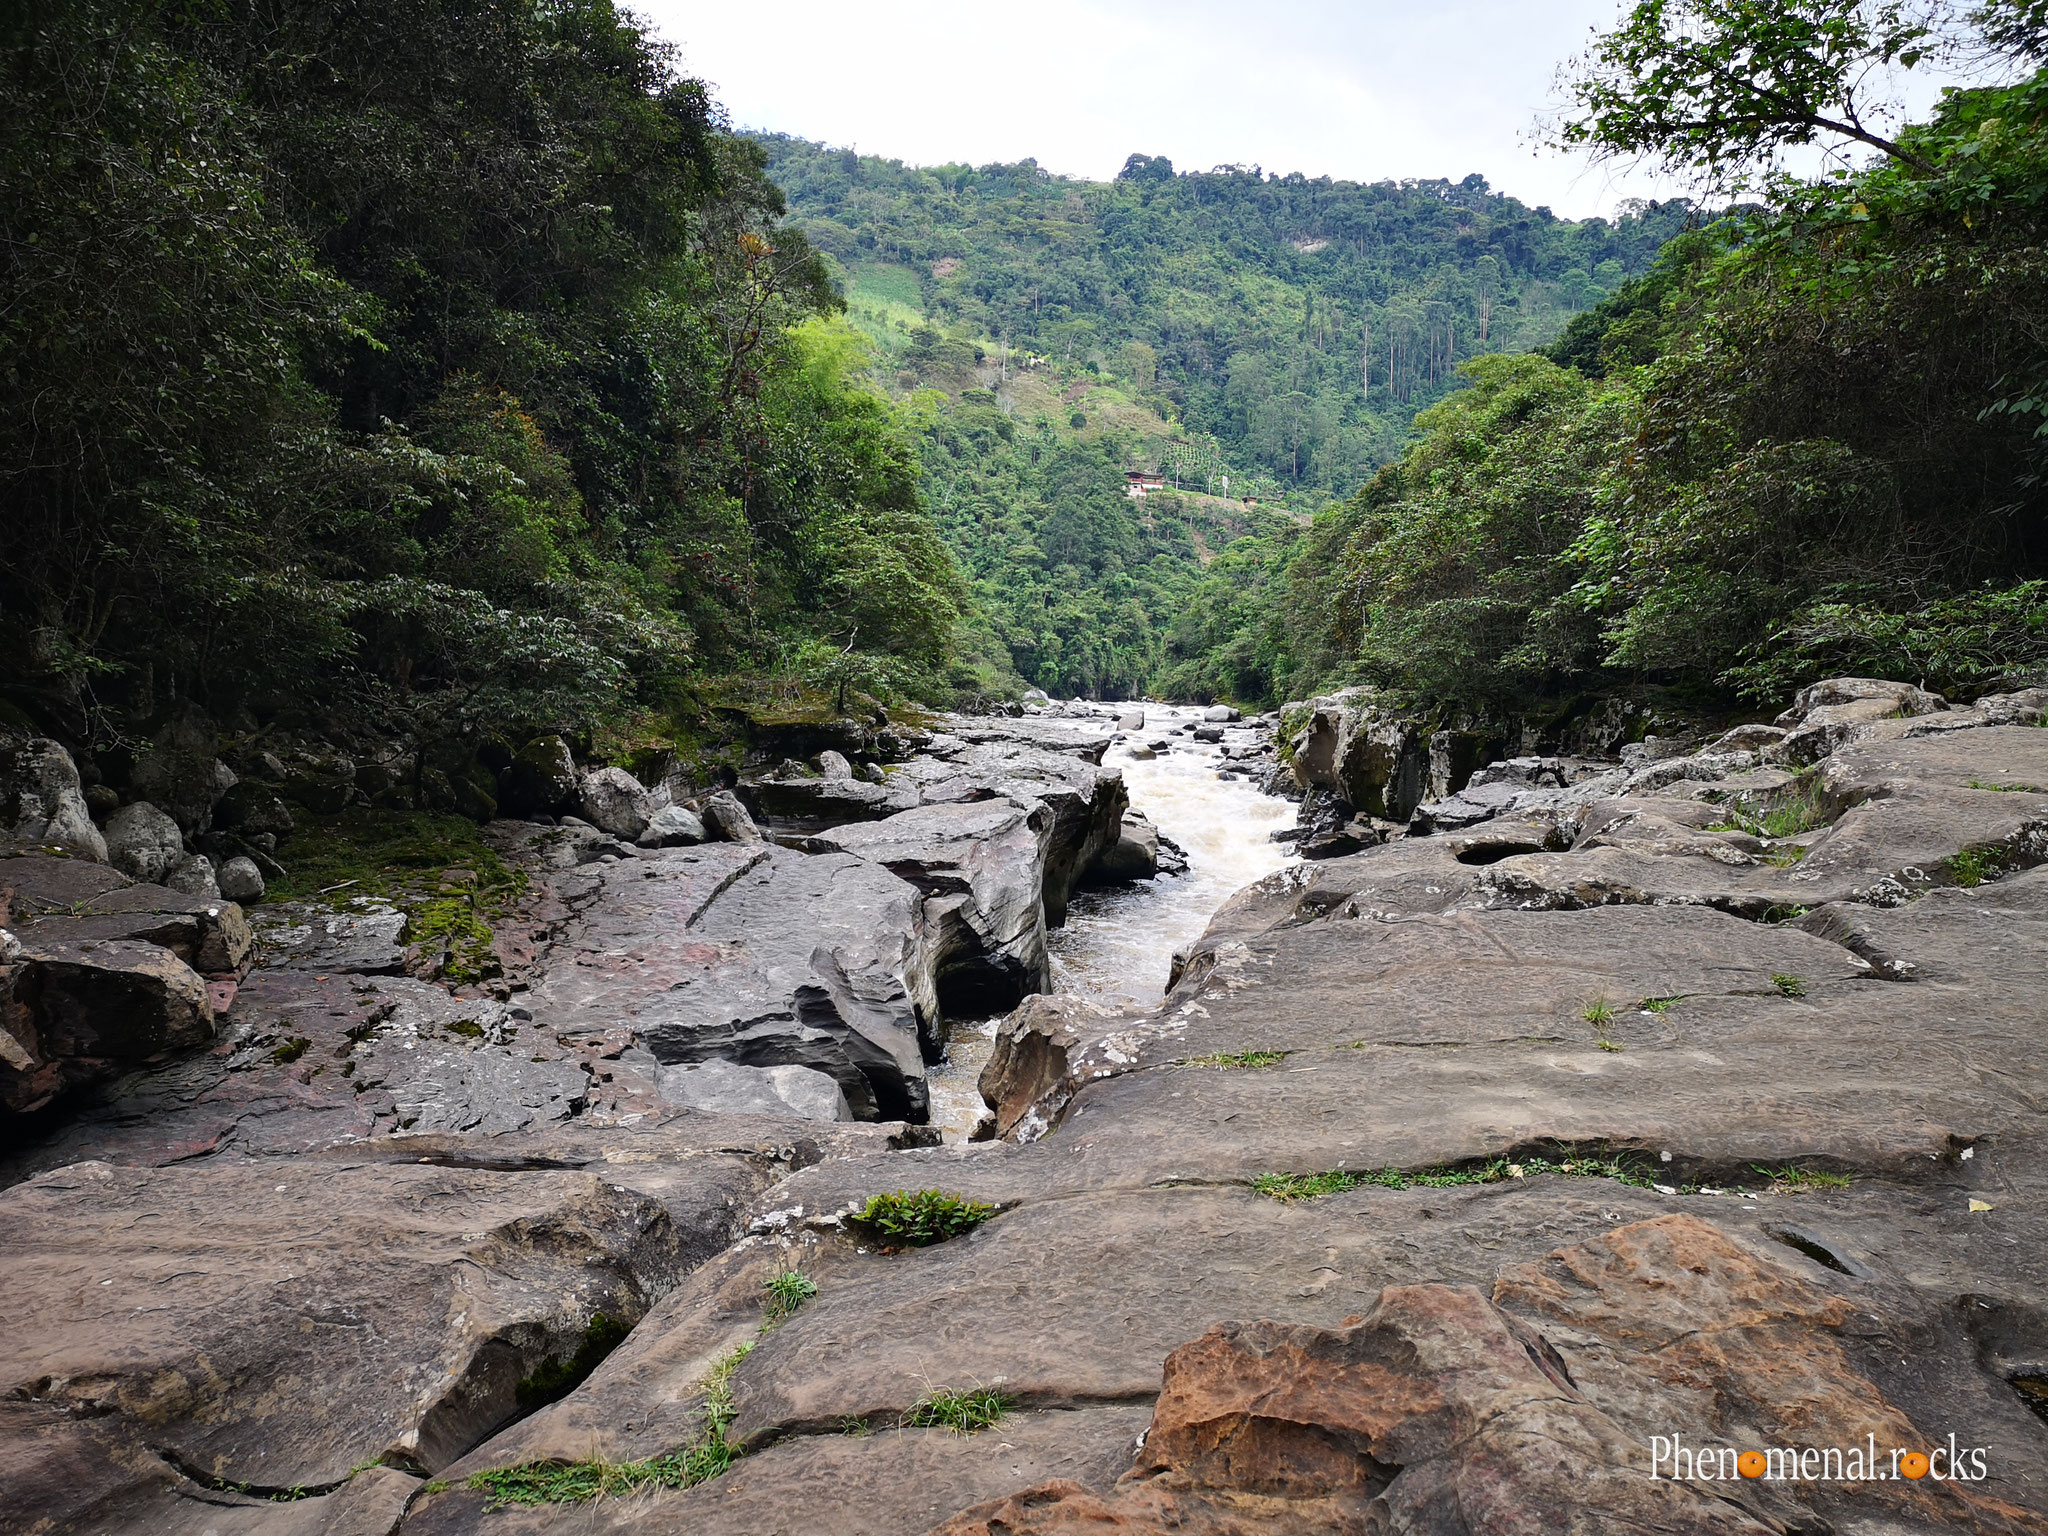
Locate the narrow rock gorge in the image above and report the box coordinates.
[4,683,2048,1534]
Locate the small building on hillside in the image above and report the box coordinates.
[1124,471,1167,499]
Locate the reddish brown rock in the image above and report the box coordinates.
[933,1280,1767,1535]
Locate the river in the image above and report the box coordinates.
[924,705,1297,1140]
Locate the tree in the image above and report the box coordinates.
[1551,0,1940,187]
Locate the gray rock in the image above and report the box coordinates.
[130,714,237,831]
[212,778,295,840]
[701,789,763,843]
[161,853,220,900]
[1125,743,1156,760]
[1,935,213,1114]
[579,765,654,840]
[102,800,185,884]
[814,800,1053,1017]
[1118,710,1146,730]
[526,844,934,1122]
[1202,704,1241,723]
[1021,688,1049,703]
[217,855,265,903]
[814,750,855,780]
[739,775,918,833]
[499,733,578,817]
[255,902,409,974]
[637,804,707,848]
[1090,810,1160,882]
[344,981,588,1135]
[1191,724,1224,743]
[1705,721,1788,754]
[655,1058,852,1121]
[0,737,108,862]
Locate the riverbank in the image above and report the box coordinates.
[4,679,2048,1533]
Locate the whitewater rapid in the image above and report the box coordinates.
[925,705,1297,1140]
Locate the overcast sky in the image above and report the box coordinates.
[637,0,1694,218]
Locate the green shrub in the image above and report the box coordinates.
[854,1190,999,1246]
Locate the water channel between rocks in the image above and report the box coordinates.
[924,704,1298,1141]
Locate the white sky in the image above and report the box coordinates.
[637,0,1690,218]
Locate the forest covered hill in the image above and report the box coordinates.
[753,138,1696,698]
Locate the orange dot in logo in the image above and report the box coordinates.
[1737,1450,1766,1479]
[1900,1451,1931,1480]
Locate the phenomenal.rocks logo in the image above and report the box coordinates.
[1650,1434,1989,1482]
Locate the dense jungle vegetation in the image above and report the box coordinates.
[6,0,2046,753]
[1,0,971,755]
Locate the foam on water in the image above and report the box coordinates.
[924,705,1296,1141]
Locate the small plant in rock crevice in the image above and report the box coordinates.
[1751,1163,1852,1193]
[1253,1153,1661,1202]
[854,1189,998,1247]
[1638,996,1680,1014]
[1183,1050,1288,1069]
[762,1267,818,1322]
[900,1385,1013,1434]
[467,1340,754,1507]
[1946,846,2010,887]
[1770,973,1807,998]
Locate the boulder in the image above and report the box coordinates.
[497,734,577,817]
[813,800,1053,1017]
[700,789,763,843]
[102,801,186,884]
[636,804,707,848]
[281,749,355,813]
[933,1243,1803,1535]
[977,993,1133,1142]
[217,855,265,903]
[129,714,236,831]
[814,749,855,780]
[1,936,213,1114]
[1201,704,1240,723]
[1285,694,1434,822]
[1,736,108,862]
[1089,810,1160,882]
[5,853,254,977]
[1125,744,1156,761]
[578,766,654,840]
[525,844,935,1122]
[212,778,295,840]
[655,1058,852,1121]
[1190,724,1224,743]
[737,775,917,833]
[1118,710,1146,731]
[161,853,219,900]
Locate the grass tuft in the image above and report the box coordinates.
[900,1386,1012,1434]
[1638,996,1680,1014]
[1254,1153,1659,1201]
[1183,1050,1287,1068]
[467,1341,753,1508]
[1770,973,1807,998]
[1751,1163,1852,1193]
[762,1268,818,1322]
[1251,1170,1362,1202]
[854,1189,998,1247]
